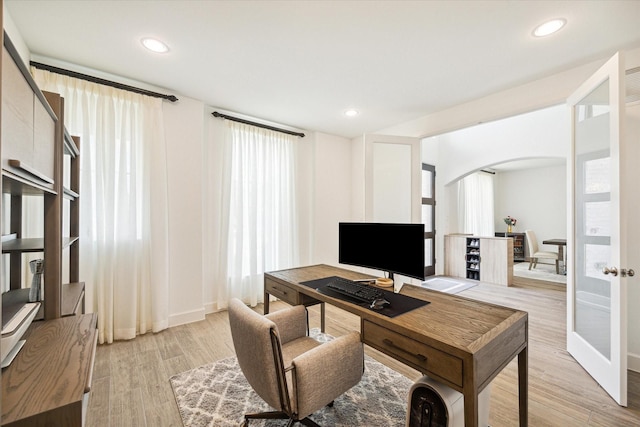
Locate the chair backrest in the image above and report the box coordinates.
[525,230,539,254]
[228,298,287,412]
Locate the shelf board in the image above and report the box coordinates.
[1,288,31,328]
[29,282,85,321]
[2,237,79,253]
[2,170,57,196]
[64,236,80,248]
[2,238,44,253]
[63,130,80,157]
[61,282,85,317]
[63,186,79,200]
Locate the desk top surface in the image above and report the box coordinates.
[266,264,528,358]
[542,238,567,245]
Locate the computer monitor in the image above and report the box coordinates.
[338,222,425,281]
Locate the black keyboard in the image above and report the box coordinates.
[325,277,385,304]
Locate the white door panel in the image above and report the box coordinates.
[567,52,627,406]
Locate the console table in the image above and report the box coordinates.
[265,264,528,427]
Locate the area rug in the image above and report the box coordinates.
[513,261,566,284]
[170,330,414,427]
[420,276,477,294]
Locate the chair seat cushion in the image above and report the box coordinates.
[281,336,321,367]
[532,251,558,259]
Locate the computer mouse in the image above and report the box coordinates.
[370,298,390,310]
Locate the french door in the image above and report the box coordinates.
[422,163,436,277]
[567,52,637,406]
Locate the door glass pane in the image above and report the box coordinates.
[585,201,610,237]
[424,238,433,267]
[584,157,610,194]
[422,169,433,198]
[574,78,612,361]
[422,205,433,233]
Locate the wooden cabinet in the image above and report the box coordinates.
[480,237,513,286]
[444,235,468,278]
[495,232,525,262]
[1,44,55,191]
[444,234,513,286]
[1,314,97,427]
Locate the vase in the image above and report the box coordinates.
[29,258,44,302]
[507,225,513,233]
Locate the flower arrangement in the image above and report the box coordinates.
[503,216,517,232]
[503,216,517,226]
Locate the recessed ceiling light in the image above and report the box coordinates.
[344,109,359,117]
[141,37,169,53]
[532,18,566,37]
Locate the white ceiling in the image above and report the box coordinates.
[5,1,640,138]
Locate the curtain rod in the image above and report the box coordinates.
[30,61,179,102]
[212,111,305,138]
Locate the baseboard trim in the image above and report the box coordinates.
[628,352,640,373]
[169,308,205,327]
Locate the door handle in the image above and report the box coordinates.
[621,269,635,277]
[602,267,636,277]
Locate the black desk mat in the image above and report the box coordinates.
[300,276,429,318]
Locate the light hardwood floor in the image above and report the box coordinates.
[86,277,640,426]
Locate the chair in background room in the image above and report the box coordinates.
[525,229,559,274]
[228,298,364,427]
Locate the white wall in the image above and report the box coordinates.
[311,132,352,265]
[434,105,569,186]
[163,96,206,327]
[494,165,567,258]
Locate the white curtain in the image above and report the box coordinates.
[214,121,299,309]
[32,69,170,344]
[458,171,495,236]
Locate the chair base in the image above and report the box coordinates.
[529,257,560,274]
[243,411,320,427]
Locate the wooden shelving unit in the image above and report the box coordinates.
[1,29,94,426]
[0,33,83,320]
[495,232,526,262]
[466,237,481,280]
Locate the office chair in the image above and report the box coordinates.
[525,229,559,274]
[228,298,364,427]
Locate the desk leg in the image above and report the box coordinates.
[264,290,270,315]
[518,346,528,426]
[463,386,479,427]
[320,302,325,333]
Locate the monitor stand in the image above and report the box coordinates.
[377,272,394,288]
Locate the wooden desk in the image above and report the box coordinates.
[542,238,567,272]
[264,264,528,427]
